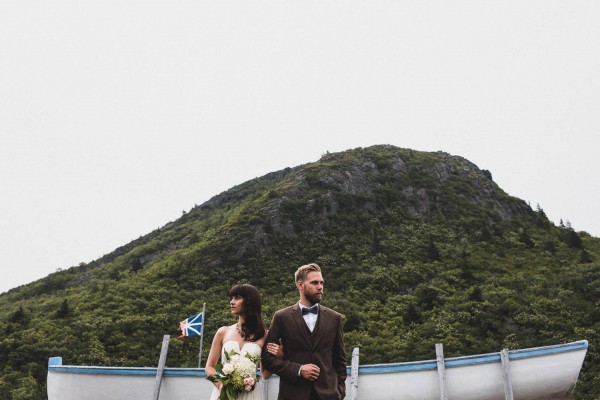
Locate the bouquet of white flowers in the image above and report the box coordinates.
[208,348,260,400]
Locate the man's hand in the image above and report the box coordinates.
[300,364,320,381]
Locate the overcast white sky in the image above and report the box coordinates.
[1,1,599,294]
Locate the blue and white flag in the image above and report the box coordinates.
[178,312,203,337]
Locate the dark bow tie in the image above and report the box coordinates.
[302,305,319,315]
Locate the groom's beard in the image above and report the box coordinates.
[305,292,322,305]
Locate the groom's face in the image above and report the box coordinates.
[299,271,324,305]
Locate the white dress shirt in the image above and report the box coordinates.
[299,302,319,332]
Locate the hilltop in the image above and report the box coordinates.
[1,145,599,399]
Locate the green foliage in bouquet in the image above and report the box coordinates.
[207,349,261,400]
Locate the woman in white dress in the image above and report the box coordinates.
[206,284,282,400]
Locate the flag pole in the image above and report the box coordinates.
[198,303,206,368]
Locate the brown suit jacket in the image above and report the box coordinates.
[262,304,346,400]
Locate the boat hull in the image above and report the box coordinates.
[356,343,587,400]
[47,340,587,400]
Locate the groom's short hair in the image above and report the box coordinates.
[295,263,321,283]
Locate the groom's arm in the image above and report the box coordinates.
[262,311,303,383]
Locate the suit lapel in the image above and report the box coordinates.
[291,303,312,347]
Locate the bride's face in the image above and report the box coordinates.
[230,295,245,315]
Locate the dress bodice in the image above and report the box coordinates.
[210,340,264,400]
[221,340,262,361]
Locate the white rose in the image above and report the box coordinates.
[222,363,234,375]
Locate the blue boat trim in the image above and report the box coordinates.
[358,340,588,374]
[49,365,209,377]
[48,357,63,367]
[48,340,588,377]
[48,357,208,377]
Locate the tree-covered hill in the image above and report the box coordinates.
[1,145,599,399]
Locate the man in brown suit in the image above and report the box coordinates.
[262,263,346,400]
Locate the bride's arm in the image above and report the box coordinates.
[205,327,226,388]
[260,360,272,380]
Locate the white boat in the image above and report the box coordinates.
[47,340,588,400]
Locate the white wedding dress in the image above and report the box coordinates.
[209,341,264,400]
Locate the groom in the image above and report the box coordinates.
[262,263,346,400]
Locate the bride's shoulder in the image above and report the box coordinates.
[214,325,234,337]
[255,331,269,346]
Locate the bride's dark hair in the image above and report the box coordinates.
[229,284,265,342]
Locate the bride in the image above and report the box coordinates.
[206,284,282,400]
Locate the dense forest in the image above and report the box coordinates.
[1,145,599,399]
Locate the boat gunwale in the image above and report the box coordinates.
[359,340,588,374]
